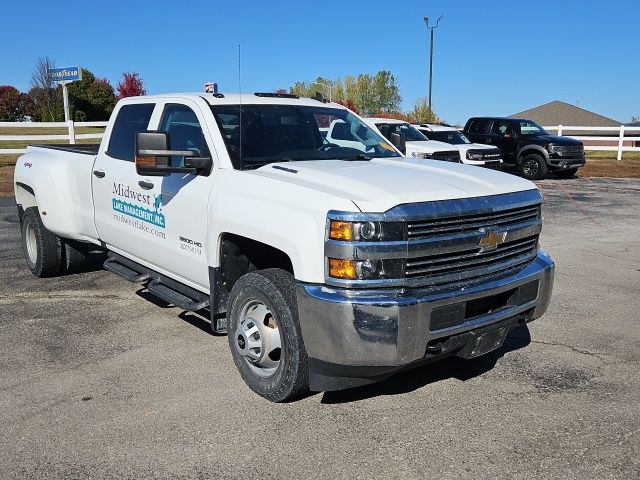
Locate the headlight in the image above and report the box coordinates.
[328,258,404,280]
[546,144,563,154]
[328,220,404,242]
[411,152,432,159]
[466,151,484,160]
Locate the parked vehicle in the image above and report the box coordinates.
[414,123,503,169]
[362,118,462,163]
[463,117,585,180]
[14,92,555,402]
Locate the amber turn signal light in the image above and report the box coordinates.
[329,220,353,241]
[328,258,357,279]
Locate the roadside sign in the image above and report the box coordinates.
[48,66,82,83]
[47,66,82,136]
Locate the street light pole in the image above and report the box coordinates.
[424,15,443,113]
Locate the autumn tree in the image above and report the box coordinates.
[67,68,117,121]
[28,56,61,121]
[116,72,147,99]
[405,98,439,124]
[0,86,24,121]
[288,71,401,116]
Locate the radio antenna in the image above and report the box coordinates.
[238,44,243,166]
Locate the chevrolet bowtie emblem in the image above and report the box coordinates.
[478,230,507,251]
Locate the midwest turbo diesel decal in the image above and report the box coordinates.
[112,182,165,229]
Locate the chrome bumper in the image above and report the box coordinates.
[297,251,554,388]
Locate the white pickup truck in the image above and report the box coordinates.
[415,123,504,169]
[14,92,554,402]
[362,117,463,163]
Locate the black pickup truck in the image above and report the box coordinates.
[463,117,585,180]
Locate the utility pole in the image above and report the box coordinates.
[424,15,443,113]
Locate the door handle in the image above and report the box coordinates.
[138,180,154,190]
[93,170,105,178]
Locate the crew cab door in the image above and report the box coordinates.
[92,99,215,288]
[489,120,518,164]
[145,100,216,287]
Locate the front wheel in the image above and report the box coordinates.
[227,269,309,402]
[519,154,548,180]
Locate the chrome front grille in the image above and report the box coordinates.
[404,202,541,290]
[406,237,538,282]
[407,204,540,241]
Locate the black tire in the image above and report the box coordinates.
[519,154,548,180]
[21,207,62,277]
[227,268,309,402]
[62,239,88,273]
[554,168,579,179]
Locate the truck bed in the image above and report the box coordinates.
[30,144,100,155]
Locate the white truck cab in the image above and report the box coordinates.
[14,92,554,402]
[415,123,503,169]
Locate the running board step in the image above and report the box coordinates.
[147,279,210,312]
[104,256,150,282]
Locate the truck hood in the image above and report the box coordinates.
[406,140,456,153]
[252,158,536,212]
[534,134,583,146]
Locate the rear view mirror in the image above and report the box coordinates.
[135,131,211,176]
[390,132,406,155]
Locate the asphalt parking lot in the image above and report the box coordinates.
[1,177,639,479]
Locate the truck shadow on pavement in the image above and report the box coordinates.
[320,325,532,404]
[134,288,216,336]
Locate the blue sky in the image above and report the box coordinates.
[1,0,638,124]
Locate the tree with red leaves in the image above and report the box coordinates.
[334,99,359,114]
[116,72,147,99]
[0,86,24,121]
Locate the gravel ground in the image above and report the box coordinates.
[1,177,639,479]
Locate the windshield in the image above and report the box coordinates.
[375,122,428,142]
[518,120,549,136]
[428,131,471,145]
[210,104,400,169]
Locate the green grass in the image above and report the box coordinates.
[585,150,640,161]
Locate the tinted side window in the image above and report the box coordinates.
[159,104,209,167]
[468,119,490,135]
[491,120,514,135]
[107,104,155,161]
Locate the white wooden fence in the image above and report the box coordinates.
[1,121,639,160]
[543,125,640,160]
[0,121,107,155]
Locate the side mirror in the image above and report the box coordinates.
[135,131,212,176]
[390,132,406,155]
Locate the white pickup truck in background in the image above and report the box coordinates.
[362,117,463,163]
[415,123,504,170]
[14,92,554,402]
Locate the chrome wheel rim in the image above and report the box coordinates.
[25,221,37,266]
[234,300,282,378]
[523,159,539,177]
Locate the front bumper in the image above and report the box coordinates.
[297,251,554,391]
[547,155,585,170]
